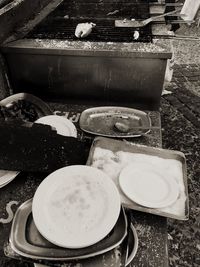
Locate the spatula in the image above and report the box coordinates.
[115,9,181,28]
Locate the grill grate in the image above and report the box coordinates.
[26,0,153,43]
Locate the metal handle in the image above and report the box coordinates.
[125,223,139,266]
[148,8,181,22]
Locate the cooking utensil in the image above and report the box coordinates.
[115,9,181,28]
[163,34,200,41]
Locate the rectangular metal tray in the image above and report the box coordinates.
[87,137,189,220]
[9,199,127,261]
[79,107,151,138]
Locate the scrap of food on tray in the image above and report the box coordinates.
[75,22,96,38]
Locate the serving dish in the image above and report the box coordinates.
[87,137,189,220]
[9,199,128,261]
[79,106,151,137]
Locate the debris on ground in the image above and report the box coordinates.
[107,10,119,16]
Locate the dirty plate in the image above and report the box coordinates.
[35,115,77,137]
[79,106,151,137]
[119,163,179,209]
[32,165,121,248]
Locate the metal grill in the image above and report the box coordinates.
[26,0,153,42]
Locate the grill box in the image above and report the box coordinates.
[1,0,173,110]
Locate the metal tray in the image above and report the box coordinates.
[87,137,189,220]
[9,199,127,261]
[79,107,151,138]
[0,93,53,119]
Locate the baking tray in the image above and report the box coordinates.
[9,199,128,261]
[79,107,151,138]
[87,137,189,220]
[5,222,138,267]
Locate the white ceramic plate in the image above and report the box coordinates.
[0,170,19,188]
[32,165,121,248]
[35,115,77,137]
[119,163,179,209]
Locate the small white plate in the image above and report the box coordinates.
[32,165,121,249]
[35,115,77,137]
[119,163,179,209]
[0,170,19,188]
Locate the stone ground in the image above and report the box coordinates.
[163,20,200,267]
[161,64,200,267]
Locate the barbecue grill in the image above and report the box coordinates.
[1,0,175,109]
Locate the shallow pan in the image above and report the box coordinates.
[9,199,127,261]
[79,106,151,138]
[87,137,189,220]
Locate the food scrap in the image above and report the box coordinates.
[75,22,96,38]
[0,100,39,122]
[114,122,130,133]
[63,14,69,19]
[133,30,140,40]
[107,10,119,16]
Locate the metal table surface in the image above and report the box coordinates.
[0,102,168,267]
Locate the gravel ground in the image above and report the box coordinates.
[161,63,200,267]
[172,10,200,65]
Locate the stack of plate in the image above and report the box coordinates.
[32,166,121,249]
[79,106,151,138]
[8,166,138,266]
